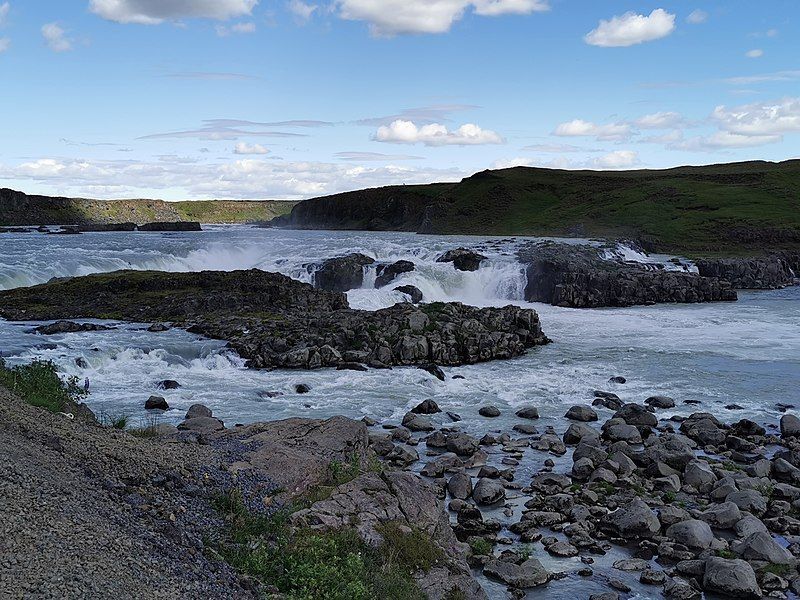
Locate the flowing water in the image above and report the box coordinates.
[0,226,798,598]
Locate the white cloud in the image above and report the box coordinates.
[584,8,676,47]
[745,49,763,59]
[288,0,317,22]
[593,150,638,168]
[0,37,8,52]
[492,150,639,170]
[234,142,269,155]
[686,9,707,24]
[41,23,73,52]
[0,2,9,25]
[336,0,547,36]
[712,97,800,137]
[89,0,258,25]
[553,119,632,141]
[0,156,464,200]
[634,111,686,129]
[724,70,800,85]
[471,0,549,17]
[375,120,504,146]
[216,22,256,36]
[673,131,782,151]
[335,151,422,161]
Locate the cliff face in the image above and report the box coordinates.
[279,184,454,231]
[277,160,800,254]
[0,188,295,225]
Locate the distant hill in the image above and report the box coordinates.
[0,189,295,226]
[276,160,800,254]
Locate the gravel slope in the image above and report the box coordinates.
[0,389,254,600]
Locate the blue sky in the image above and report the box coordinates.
[0,0,798,200]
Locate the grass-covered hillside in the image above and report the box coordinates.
[0,188,296,226]
[281,160,800,254]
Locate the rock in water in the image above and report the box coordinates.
[696,256,796,289]
[0,269,549,370]
[780,414,800,438]
[517,241,737,308]
[483,558,550,588]
[138,222,201,231]
[419,363,446,381]
[313,253,375,292]
[144,396,169,410]
[157,380,181,390]
[436,248,487,272]
[375,260,415,287]
[702,557,762,599]
[394,285,423,303]
[35,320,113,335]
[602,497,660,538]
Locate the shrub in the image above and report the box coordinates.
[0,358,86,413]
[213,489,427,600]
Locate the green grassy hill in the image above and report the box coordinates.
[0,188,296,226]
[282,160,800,254]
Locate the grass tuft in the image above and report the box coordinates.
[0,358,86,413]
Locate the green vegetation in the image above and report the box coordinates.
[129,414,164,438]
[101,412,130,429]
[663,491,677,503]
[287,160,800,254]
[468,537,493,556]
[0,188,296,226]
[761,563,793,576]
[716,549,737,559]
[0,358,86,412]
[211,488,429,600]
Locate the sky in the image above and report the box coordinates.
[0,0,798,201]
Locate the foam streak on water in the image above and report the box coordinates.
[0,227,797,437]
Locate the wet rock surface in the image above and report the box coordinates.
[696,255,798,289]
[517,242,738,307]
[0,269,550,370]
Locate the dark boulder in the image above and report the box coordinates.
[313,253,375,292]
[375,260,415,287]
[157,380,181,390]
[436,248,487,272]
[394,285,423,304]
[145,396,169,410]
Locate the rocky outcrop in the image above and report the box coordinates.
[312,253,375,292]
[696,255,797,289]
[34,320,115,335]
[137,221,202,232]
[210,414,485,599]
[0,269,549,369]
[291,472,486,599]
[518,242,737,307]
